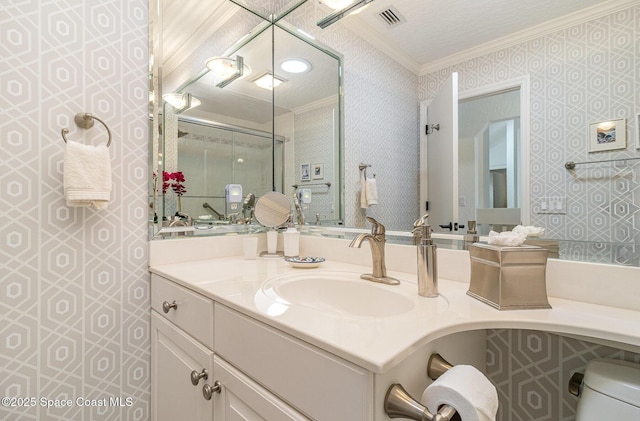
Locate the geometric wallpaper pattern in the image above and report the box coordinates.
[420,5,640,264]
[1,1,150,420]
[486,329,640,421]
[284,1,420,231]
[294,103,338,223]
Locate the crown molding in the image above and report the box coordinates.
[341,15,421,75]
[419,0,639,75]
[292,95,338,114]
[164,1,238,76]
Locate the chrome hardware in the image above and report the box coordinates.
[202,381,221,400]
[162,300,177,313]
[427,353,453,380]
[384,384,457,421]
[416,213,438,298]
[568,372,584,397]
[191,369,208,386]
[385,353,459,421]
[348,216,400,285]
[61,112,112,147]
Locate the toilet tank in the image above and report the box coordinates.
[575,359,640,420]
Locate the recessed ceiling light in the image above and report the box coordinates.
[252,72,287,90]
[280,58,311,74]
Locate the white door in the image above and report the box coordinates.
[151,312,214,421]
[420,72,459,233]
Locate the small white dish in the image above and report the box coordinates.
[285,256,325,268]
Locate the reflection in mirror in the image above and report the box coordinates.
[150,0,343,238]
[458,88,523,235]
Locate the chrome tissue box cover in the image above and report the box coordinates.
[467,243,551,310]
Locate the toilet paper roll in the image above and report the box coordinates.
[421,365,498,421]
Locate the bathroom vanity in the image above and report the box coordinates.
[149,235,640,421]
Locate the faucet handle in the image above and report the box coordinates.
[365,216,385,235]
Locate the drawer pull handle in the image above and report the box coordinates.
[202,381,221,400]
[191,369,208,386]
[162,300,178,313]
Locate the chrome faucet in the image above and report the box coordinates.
[348,217,400,285]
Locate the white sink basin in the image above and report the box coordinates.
[258,272,418,317]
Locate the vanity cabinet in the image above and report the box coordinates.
[150,274,312,421]
[151,312,214,421]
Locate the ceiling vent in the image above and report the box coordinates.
[376,6,406,28]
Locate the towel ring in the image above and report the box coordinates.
[61,113,112,147]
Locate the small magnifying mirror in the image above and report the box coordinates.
[254,192,291,257]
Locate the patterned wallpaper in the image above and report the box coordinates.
[268,1,421,231]
[1,1,150,420]
[487,329,640,421]
[294,103,338,223]
[420,5,640,264]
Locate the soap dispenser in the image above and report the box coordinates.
[283,215,300,257]
[416,214,438,297]
[464,220,479,250]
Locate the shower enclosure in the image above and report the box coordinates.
[163,116,284,223]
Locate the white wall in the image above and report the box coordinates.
[1,1,150,420]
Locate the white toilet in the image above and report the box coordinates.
[575,358,640,420]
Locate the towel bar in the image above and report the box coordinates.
[61,112,112,147]
[384,353,460,421]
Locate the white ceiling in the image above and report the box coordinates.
[163,0,631,78]
[349,0,610,66]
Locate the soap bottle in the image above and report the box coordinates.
[416,214,438,297]
[283,215,300,257]
[464,220,479,250]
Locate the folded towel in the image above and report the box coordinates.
[365,177,378,205]
[64,140,112,209]
[487,230,527,246]
[512,225,545,237]
[360,170,368,209]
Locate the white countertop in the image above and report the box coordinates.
[150,254,640,374]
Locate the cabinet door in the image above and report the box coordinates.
[213,356,309,421]
[151,312,214,421]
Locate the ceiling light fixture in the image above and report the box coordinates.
[252,72,286,90]
[162,93,201,112]
[205,55,250,88]
[317,0,374,28]
[280,58,311,74]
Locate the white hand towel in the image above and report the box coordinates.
[487,230,527,246]
[422,365,498,421]
[63,140,112,209]
[360,171,368,209]
[365,177,378,205]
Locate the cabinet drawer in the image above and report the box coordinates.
[214,304,373,421]
[151,274,214,349]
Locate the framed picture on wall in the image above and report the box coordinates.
[588,118,626,153]
[312,163,323,179]
[300,163,310,181]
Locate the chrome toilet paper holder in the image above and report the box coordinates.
[384,353,460,421]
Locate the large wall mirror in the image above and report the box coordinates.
[150,0,640,266]
[150,0,343,236]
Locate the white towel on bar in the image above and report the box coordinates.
[360,170,368,209]
[63,140,112,209]
[365,177,378,205]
